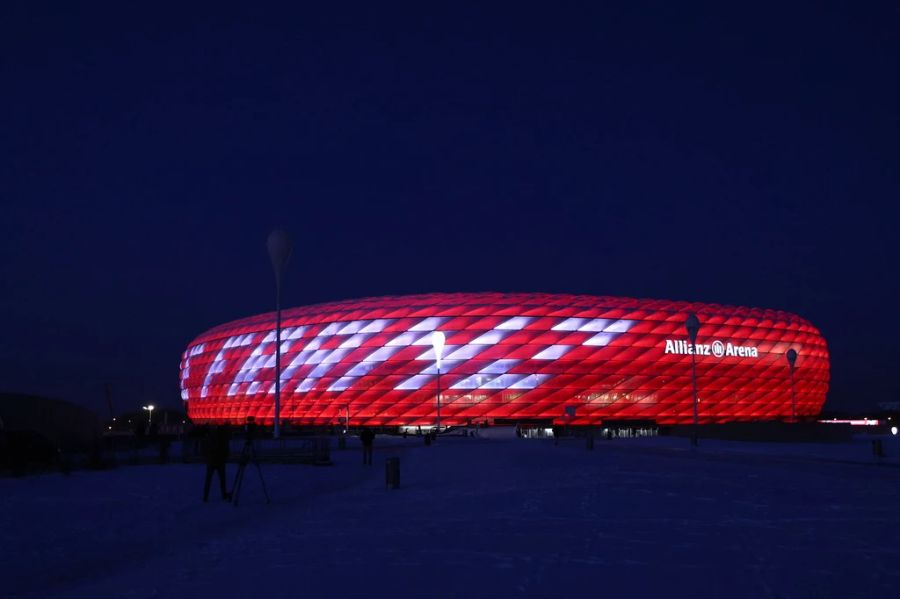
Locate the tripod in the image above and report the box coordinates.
[231,438,271,506]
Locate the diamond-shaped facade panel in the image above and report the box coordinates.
[181,293,830,426]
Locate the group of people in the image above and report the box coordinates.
[200,424,379,502]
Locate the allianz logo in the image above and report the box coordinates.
[664,339,760,358]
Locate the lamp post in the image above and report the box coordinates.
[786,348,798,423]
[267,229,292,439]
[685,313,700,446]
[142,404,155,430]
[431,330,446,436]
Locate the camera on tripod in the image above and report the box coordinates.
[231,415,271,506]
[244,416,257,441]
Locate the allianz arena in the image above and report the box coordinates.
[180,293,829,427]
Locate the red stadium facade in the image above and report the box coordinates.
[180,293,829,427]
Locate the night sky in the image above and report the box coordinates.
[2,2,897,416]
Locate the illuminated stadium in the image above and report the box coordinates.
[180,293,829,427]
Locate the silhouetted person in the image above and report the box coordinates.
[360,427,375,465]
[203,425,231,501]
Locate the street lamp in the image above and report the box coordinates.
[142,404,155,428]
[431,330,446,435]
[685,313,700,446]
[267,229,292,439]
[786,348,798,423]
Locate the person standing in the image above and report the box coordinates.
[203,424,231,501]
[360,427,375,466]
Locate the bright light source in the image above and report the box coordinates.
[892,426,898,436]
[431,330,446,371]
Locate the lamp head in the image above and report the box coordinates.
[431,330,446,370]
[685,313,700,344]
[786,348,798,368]
[266,229,292,278]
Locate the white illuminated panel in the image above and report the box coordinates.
[578,319,610,332]
[338,321,366,335]
[323,348,351,364]
[339,333,371,349]
[451,374,491,390]
[346,362,379,376]
[286,350,314,370]
[309,363,333,379]
[479,374,526,389]
[509,374,550,389]
[604,319,633,333]
[287,326,308,339]
[328,377,356,391]
[496,316,532,330]
[182,346,205,388]
[533,345,572,360]
[203,347,228,393]
[444,345,481,360]
[480,359,520,374]
[470,330,508,345]
[410,317,446,331]
[413,332,440,346]
[318,322,344,336]
[360,319,392,333]
[303,337,324,351]
[386,332,418,346]
[363,346,400,362]
[552,318,586,331]
[584,333,614,347]
[306,349,331,365]
[420,360,462,375]
[395,374,434,390]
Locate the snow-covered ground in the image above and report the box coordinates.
[3,433,899,598]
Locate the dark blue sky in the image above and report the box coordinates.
[1,2,897,416]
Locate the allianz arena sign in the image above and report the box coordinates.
[664,339,760,358]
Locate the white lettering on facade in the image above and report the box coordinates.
[664,339,759,359]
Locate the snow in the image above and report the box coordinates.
[3,433,900,598]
